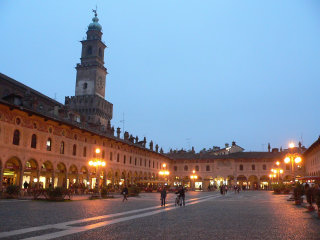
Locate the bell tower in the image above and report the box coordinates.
[65,9,113,127]
[75,9,107,98]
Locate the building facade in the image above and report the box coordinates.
[0,11,170,190]
[303,137,320,177]
[167,147,305,190]
[0,11,312,192]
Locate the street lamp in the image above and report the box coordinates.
[88,148,106,194]
[190,170,198,191]
[284,149,302,181]
[159,163,169,186]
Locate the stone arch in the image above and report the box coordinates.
[227,175,235,185]
[23,159,39,187]
[56,162,67,187]
[79,166,89,186]
[236,175,247,187]
[248,175,259,189]
[68,164,78,187]
[3,157,22,187]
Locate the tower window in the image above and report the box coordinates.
[239,164,243,171]
[83,83,88,89]
[99,48,102,57]
[87,46,92,55]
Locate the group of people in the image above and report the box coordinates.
[160,186,185,207]
[219,185,243,195]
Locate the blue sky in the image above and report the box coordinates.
[1,1,320,152]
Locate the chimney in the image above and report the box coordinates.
[192,146,195,153]
[225,143,229,148]
[268,143,271,152]
[117,127,121,138]
[232,141,236,146]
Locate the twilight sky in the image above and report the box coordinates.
[1,1,320,152]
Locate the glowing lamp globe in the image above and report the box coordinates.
[284,157,290,164]
[295,157,302,164]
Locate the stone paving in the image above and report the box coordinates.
[0,191,319,239]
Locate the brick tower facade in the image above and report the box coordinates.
[65,10,113,127]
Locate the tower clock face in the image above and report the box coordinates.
[97,76,105,89]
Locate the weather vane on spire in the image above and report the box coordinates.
[92,5,98,17]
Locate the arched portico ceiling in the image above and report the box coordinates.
[5,157,22,169]
[25,159,38,170]
[260,175,269,181]
[248,175,259,182]
[80,166,88,174]
[42,161,53,171]
[227,175,235,181]
[237,175,247,181]
[69,164,78,174]
[57,162,66,173]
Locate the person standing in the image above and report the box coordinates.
[160,188,167,207]
[179,186,185,206]
[23,181,29,190]
[122,185,129,202]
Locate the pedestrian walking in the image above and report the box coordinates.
[220,185,223,195]
[122,185,129,202]
[160,188,167,207]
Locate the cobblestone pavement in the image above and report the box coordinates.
[0,191,319,240]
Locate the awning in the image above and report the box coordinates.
[297,176,320,181]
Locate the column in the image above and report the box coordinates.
[51,170,55,188]
[0,167,3,190]
[19,167,24,189]
[64,171,68,188]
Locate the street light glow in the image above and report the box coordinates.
[95,148,101,154]
[294,157,302,163]
[280,169,283,174]
[162,163,166,168]
[289,142,295,148]
[284,157,290,164]
[276,161,280,166]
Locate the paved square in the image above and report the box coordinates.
[0,191,319,240]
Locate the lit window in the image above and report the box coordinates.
[46,138,52,151]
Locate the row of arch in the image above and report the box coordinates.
[0,157,162,189]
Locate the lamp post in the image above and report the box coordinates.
[270,161,284,183]
[190,170,198,191]
[159,163,169,187]
[88,148,106,197]
[284,143,302,182]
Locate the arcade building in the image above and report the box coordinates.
[0,11,309,191]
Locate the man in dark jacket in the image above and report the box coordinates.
[160,188,167,207]
[179,186,185,206]
[122,186,129,202]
